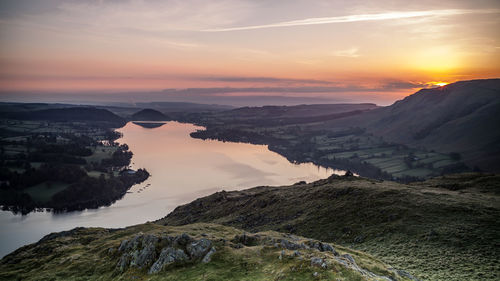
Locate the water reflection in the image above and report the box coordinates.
[132,121,167,129]
[0,121,342,258]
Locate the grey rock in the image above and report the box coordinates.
[129,250,140,267]
[126,234,143,251]
[202,247,216,263]
[278,250,285,260]
[142,234,159,245]
[342,254,356,264]
[305,240,338,255]
[311,257,325,268]
[133,243,156,268]
[186,238,212,259]
[148,247,188,274]
[293,250,301,257]
[118,239,129,252]
[279,239,304,250]
[116,253,130,272]
[173,233,192,247]
[320,243,338,256]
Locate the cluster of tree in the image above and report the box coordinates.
[0,166,149,214]
[49,169,149,212]
[1,164,87,190]
[100,144,133,168]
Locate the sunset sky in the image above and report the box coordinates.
[0,0,499,105]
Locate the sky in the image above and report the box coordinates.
[0,0,499,106]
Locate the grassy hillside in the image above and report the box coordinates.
[0,223,416,281]
[157,173,500,281]
[350,79,500,171]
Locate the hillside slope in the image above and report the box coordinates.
[158,173,500,281]
[0,223,416,281]
[339,79,500,171]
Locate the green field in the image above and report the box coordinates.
[84,146,118,164]
[24,182,70,203]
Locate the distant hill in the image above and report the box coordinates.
[0,107,126,127]
[133,102,233,112]
[131,108,169,121]
[341,79,500,171]
[228,103,378,119]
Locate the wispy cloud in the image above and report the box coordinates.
[196,76,333,85]
[203,9,498,32]
[160,81,428,95]
[332,47,360,58]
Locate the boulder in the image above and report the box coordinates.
[148,247,188,274]
[186,238,212,259]
[279,239,304,250]
[116,253,130,272]
[173,233,192,247]
[202,247,216,263]
[132,243,156,268]
[311,257,327,269]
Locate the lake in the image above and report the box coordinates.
[0,121,342,258]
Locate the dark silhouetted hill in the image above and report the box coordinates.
[0,107,126,127]
[130,109,169,121]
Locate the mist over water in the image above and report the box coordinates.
[0,121,342,258]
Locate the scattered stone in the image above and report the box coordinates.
[293,250,301,257]
[116,253,130,272]
[279,239,304,250]
[132,243,156,268]
[311,257,325,268]
[313,271,319,277]
[342,254,356,264]
[202,247,216,263]
[118,239,129,252]
[148,247,188,274]
[278,250,285,260]
[354,235,364,243]
[173,233,192,247]
[186,238,212,259]
[305,240,338,255]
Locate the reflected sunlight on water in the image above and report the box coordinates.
[0,121,343,258]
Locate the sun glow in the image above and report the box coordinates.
[433,82,449,87]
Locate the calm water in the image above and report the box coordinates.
[0,122,342,258]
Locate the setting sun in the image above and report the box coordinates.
[434,82,449,87]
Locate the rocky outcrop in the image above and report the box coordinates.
[148,247,188,274]
[115,232,216,274]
